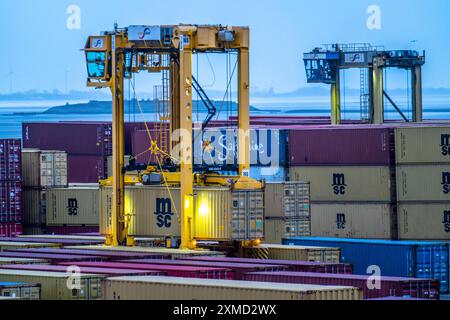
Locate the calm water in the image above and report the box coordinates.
[1,96,450,139]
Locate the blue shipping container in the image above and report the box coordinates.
[283,237,450,293]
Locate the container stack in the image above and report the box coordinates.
[22,149,68,234]
[264,182,311,244]
[395,126,450,240]
[288,127,397,239]
[0,139,22,237]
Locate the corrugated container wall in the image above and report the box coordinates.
[311,203,396,239]
[0,282,41,300]
[0,181,22,223]
[68,155,105,183]
[103,276,362,300]
[264,182,310,218]
[283,238,450,294]
[22,149,68,188]
[260,244,340,263]
[395,126,450,164]
[22,189,45,225]
[0,139,22,181]
[288,127,394,166]
[46,187,99,226]
[289,166,392,202]
[264,218,311,244]
[100,186,264,241]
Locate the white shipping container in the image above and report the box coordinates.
[100,186,264,241]
[104,276,362,300]
[395,126,450,164]
[398,203,450,240]
[46,187,99,226]
[311,203,395,239]
[22,149,68,188]
[289,166,392,202]
[396,164,450,202]
[264,182,310,218]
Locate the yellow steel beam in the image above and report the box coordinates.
[238,48,251,176]
[330,71,341,125]
[372,57,384,124]
[412,66,423,122]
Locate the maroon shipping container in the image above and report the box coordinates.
[132,129,168,163]
[178,256,353,274]
[122,259,287,280]
[46,226,100,235]
[242,272,440,300]
[0,251,106,262]
[0,237,104,246]
[0,139,21,182]
[0,223,22,237]
[7,248,168,260]
[22,122,112,156]
[59,261,234,280]
[0,181,22,222]
[288,126,395,166]
[67,155,106,183]
[0,264,166,277]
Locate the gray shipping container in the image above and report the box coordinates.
[395,126,450,164]
[100,186,264,241]
[289,166,392,202]
[22,189,45,225]
[46,187,99,226]
[104,276,362,300]
[398,203,450,240]
[264,182,310,219]
[311,203,395,239]
[106,155,131,178]
[264,218,311,244]
[396,164,450,202]
[22,149,68,188]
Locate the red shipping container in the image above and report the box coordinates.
[0,181,22,222]
[67,155,106,183]
[132,129,169,164]
[288,126,395,166]
[122,259,287,280]
[0,139,22,182]
[242,272,440,300]
[178,256,353,274]
[59,261,234,280]
[0,223,22,237]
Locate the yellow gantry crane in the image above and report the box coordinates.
[84,24,262,249]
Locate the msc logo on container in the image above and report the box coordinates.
[441,134,450,156]
[67,198,78,216]
[332,173,347,195]
[336,213,346,230]
[442,172,450,194]
[443,210,450,233]
[155,198,173,228]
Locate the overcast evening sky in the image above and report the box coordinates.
[0,0,449,94]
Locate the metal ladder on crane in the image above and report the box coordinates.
[154,62,171,162]
[360,68,370,121]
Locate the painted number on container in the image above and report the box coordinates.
[155,198,173,228]
[332,173,347,195]
[441,134,450,156]
[67,198,79,216]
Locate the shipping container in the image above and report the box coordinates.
[0,257,48,265]
[283,238,450,293]
[46,226,99,235]
[0,223,22,238]
[22,189,45,225]
[22,122,112,156]
[106,155,131,178]
[264,218,311,244]
[58,261,234,280]
[0,139,21,182]
[397,165,450,201]
[289,166,392,202]
[131,129,168,164]
[249,166,287,182]
[0,251,105,262]
[264,182,310,218]
[398,203,450,240]
[259,244,340,263]
[22,149,67,188]
[68,155,106,183]
[0,264,166,277]
[0,181,22,222]
[45,187,99,226]
[0,236,103,246]
[100,186,264,241]
[179,256,353,274]
[242,272,440,300]
[288,127,394,166]
[103,276,362,300]
[0,270,103,300]
[0,281,41,300]
[395,126,450,164]
[0,241,58,251]
[311,203,396,239]
[117,259,287,280]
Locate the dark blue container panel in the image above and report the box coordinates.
[283,237,449,293]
